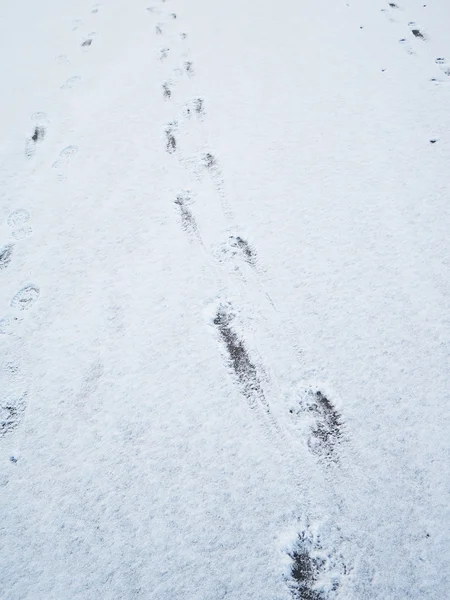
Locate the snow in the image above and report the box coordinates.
[1,0,449,598]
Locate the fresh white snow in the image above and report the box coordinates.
[1,0,449,598]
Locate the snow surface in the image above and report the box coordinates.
[1,0,449,598]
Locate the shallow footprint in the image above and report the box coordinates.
[7,209,30,228]
[61,76,81,89]
[53,145,79,168]
[11,285,40,311]
[0,394,27,437]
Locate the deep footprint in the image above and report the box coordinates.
[11,285,40,311]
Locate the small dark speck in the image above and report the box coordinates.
[430,139,438,144]
[10,456,17,463]
[171,13,177,19]
[360,26,364,29]
[426,533,430,538]
[381,68,386,72]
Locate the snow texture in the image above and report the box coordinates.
[1,0,449,599]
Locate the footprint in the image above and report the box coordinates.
[409,22,427,40]
[213,303,265,410]
[155,23,163,35]
[7,209,30,228]
[180,32,187,40]
[174,192,202,243]
[81,33,96,48]
[162,82,172,99]
[184,61,194,77]
[435,57,450,77]
[72,19,83,31]
[399,38,415,55]
[165,124,177,153]
[184,98,205,120]
[12,228,33,241]
[91,3,101,13]
[61,75,81,89]
[10,285,40,312]
[288,388,345,464]
[52,145,79,168]
[0,314,23,335]
[170,12,177,19]
[286,526,346,599]
[0,245,13,271]
[7,210,33,241]
[0,395,27,438]
[55,55,71,65]
[25,113,48,157]
[229,236,257,267]
[159,47,169,61]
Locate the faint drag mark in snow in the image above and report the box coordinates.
[174,192,202,244]
[0,244,13,271]
[77,362,104,406]
[287,386,345,465]
[285,526,346,600]
[7,209,33,241]
[10,285,40,312]
[61,75,81,90]
[0,394,27,438]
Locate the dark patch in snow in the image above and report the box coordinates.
[0,245,13,271]
[31,126,45,142]
[159,48,169,61]
[411,28,425,39]
[203,152,217,169]
[388,2,398,7]
[0,395,26,438]
[229,236,257,267]
[287,529,344,600]
[429,139,438,144]
[81,38,93,47]
[10,285,40,311]
[213,306,264,408]
[171,12,177,19]
[162,82,172,99]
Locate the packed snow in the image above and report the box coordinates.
[1,0,449,598]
